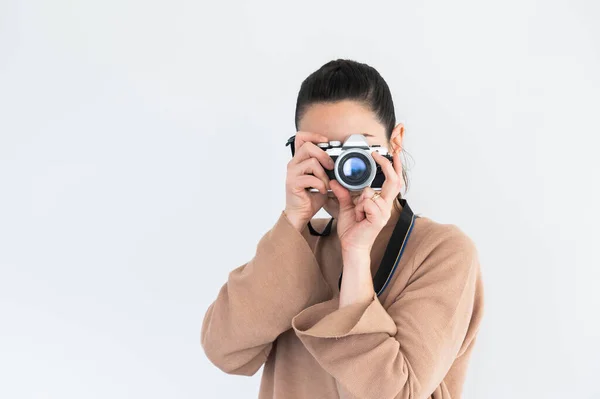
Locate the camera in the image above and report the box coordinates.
[309,134,393,193]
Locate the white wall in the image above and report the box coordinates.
[1,1,599,398]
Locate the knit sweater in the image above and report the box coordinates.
[201,197,484,399]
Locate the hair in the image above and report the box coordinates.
[294,58,410,194]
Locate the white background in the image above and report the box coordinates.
[1,1,599,398]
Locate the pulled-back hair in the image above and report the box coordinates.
[295,58,409,192]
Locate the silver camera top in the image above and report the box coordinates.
[319,134,389,156]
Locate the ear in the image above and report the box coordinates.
[389,121,405,155]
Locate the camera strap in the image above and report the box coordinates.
[285,135,418,296]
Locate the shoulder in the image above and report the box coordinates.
[407,215,479,274]
[406,216,485,330]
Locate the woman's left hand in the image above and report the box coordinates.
[330,149,404,256]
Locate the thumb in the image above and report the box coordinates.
[330,180,353,210]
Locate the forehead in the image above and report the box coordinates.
[297,100,386,142]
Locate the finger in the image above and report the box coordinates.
[355,192,384,224]
[294,157,330,190]
[292,175,327,194]
[291,142,335,170]
[294,131,330,152]
[329,179,353,210]
[391,145,403,177]
[361,186,386,211]
[355,193,369,222]
[393,153,404,192]
[372,151,401,201]
[359,186,374,205]
[353,188,372,220]
[362,186,375,198]
[352,189,367,206]
[359,186,375,202]
[362,196,385,225]
[355,187,374,221]
[355,199,366,222]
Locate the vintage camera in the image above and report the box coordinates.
[309,134,393,192]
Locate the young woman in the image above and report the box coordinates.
[201,59,484,399]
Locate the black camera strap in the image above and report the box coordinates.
[285,135,418,296]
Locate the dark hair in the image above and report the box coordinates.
[294,58,410,194]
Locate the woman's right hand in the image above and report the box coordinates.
[284,131,335,231]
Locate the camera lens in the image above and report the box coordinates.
[342,157,368,181]
[332,139,377,191]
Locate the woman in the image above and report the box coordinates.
[201,59,484,399]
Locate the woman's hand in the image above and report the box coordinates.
[330,150,404,256]
[284,131,335,231]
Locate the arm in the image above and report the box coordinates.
[291,225,481,399]
[200,211,331,376]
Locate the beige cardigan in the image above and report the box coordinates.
[201,197,484,398]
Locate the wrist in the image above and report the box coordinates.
[341,249,371,270]
[341,246,371,261]
[339,251,375,307]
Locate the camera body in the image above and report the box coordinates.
[309,134,393,193]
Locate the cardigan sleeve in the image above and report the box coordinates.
[291,225,480,399]
[201,211,332,376]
